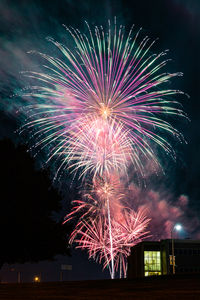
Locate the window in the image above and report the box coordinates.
[145,272,161,276]
[144,251,161,276]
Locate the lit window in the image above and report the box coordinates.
[145,271,161,276]
[144,251,161,276]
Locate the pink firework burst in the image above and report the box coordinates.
[61,115,133,179]
[64,182,151,278]
[22,20,186,179]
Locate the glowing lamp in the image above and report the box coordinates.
[174,224,182,231]
[34,276,40,283]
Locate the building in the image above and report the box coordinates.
[127,239,200,278]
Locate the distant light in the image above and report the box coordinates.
[34,276,40,283]
[174,224,182,231]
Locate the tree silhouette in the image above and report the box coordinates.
[0,139,70,268]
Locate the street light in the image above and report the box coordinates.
[171,223,182,274]
[33,275,40,283]
[174,224,182,231]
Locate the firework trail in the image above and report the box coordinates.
[66,175,126,278]
[21,20,185,278]
[64,184,151,278]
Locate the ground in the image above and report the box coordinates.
[0,274,200,299]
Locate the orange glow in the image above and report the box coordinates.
[34,276,40,282]
[100,105,111,119]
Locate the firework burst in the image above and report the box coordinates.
[64,195,150,278]
[22,20,185,179]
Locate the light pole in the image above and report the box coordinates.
[171,223,182,274]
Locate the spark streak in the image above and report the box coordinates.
[64,191,151,277]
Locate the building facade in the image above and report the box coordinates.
[127,239,200,278]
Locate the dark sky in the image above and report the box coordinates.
[0,0,200,281]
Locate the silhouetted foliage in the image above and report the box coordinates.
[0,139,70,268]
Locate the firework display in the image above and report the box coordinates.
[64,178,150,278]
[23,21,184,179]
[22,21,184,278]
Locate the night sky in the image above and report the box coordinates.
[0,0,200,281]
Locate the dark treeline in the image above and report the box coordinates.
[0,139,70,268]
